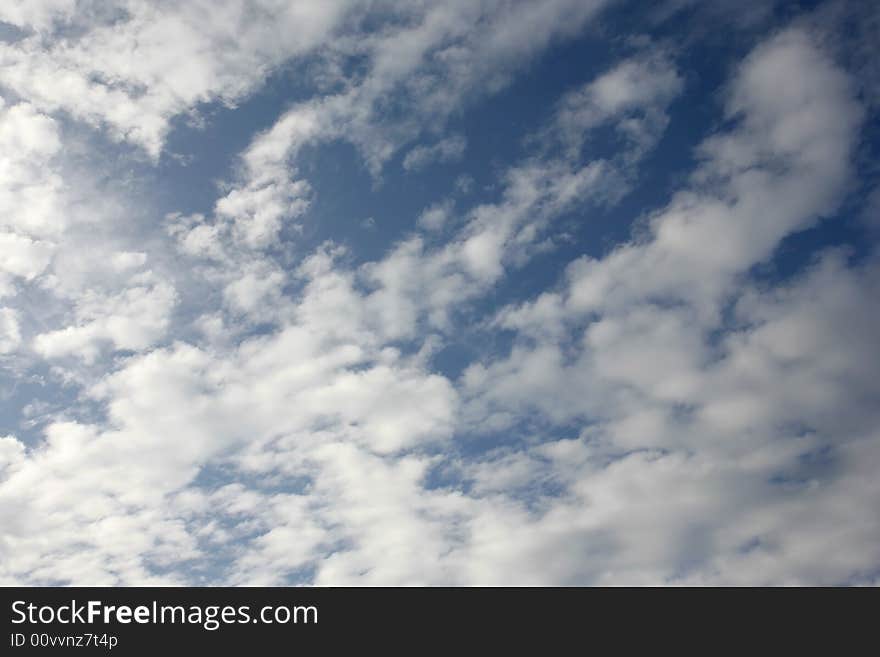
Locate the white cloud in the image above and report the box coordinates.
[222,263,285,316]
[403,135,467,172]
[360,157,613,340]
[417,201,452,232]
[562,29,862,321]
[168,0,613,268]
[551,50,683,161]
[0,1,356,158]
[0,284,461,582]
[0,1,77,32]
[0,232,55,281]
[0,100,64,239]
[0,308,21,354]
[219,0,611,181]
[33,275,177,363]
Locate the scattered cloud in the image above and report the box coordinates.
[0,1,877,586]
[403,135,467,172]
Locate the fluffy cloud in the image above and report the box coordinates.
[33,276,177,363]
[0,308,21,354]
[0,99,63,298]
[170,0,612,263]
[0,0,355,158]
[455,27,879,584]
[550,50,683,161]
[1,1,878,587]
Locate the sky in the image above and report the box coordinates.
[0,0,878,586]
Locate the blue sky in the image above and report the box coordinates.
[0,0,878,585]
